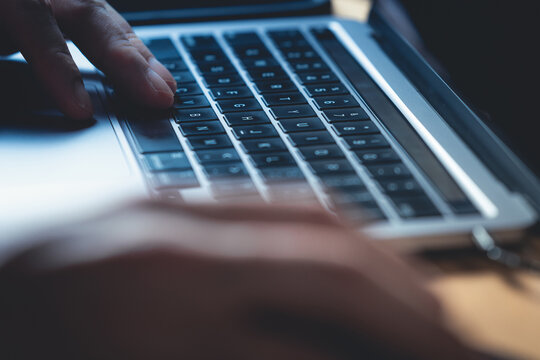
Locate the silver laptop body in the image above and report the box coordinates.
[1,1,537,253]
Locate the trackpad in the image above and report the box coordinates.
[0,91,132,186]
[0,61,141,241]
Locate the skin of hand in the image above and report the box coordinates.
[0,200,487,360]
[0,0,177,120]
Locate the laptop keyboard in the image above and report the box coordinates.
[122,27,474,222]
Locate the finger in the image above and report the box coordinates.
[235,261,476,360]
[130,203,439,318]
[235,334,335,360]
[106,10,176,92]
[53,0,174,108]
[0,0,93,120]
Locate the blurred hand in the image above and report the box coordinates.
[0,201,484,360]
[0,0,176,120]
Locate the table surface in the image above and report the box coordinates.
[331,1,540,359]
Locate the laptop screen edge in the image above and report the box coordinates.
[115,0,331,24]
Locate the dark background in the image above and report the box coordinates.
[397,0,540,176]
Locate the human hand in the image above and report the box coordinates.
[0,0,176,120]
[0,201,486,360]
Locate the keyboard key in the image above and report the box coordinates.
[267,29,304,40]
[224,111,271,126]
[259,167,305,183]
[232,124,279,139]
[211,180,259,197]
[305,84,349,97]
[314,95,360,110]
[248,68,289,81]
[150,170,199,189]
[308,159,356,175]
[323,108,370,123]
[379,179,423,195]
[331,197,384,222]
[262,93,307,106]
[331,191,377,207]
[391,197,440,218]
[170,71,196,84]
[216,98,262,113]
[204,74,245,87]
[283,49,319,61]
[161,60,188,72]
[355,148,400,164]
[143,152,191,172]
[319,174,365,189]
[367,163,411,179]
[288,131,335,146]
[278,118,325,133]
[175,83,203,96]
[241,138,287,153]
[449,200,479,215]
[290,61,329,73]
[267,184,317,202]
[333,122,379,136]
[190,50,227,64]
[250,153,296,168]
[234,45,271,58]
[298,145,344,161]
[195,148,240,164]
[241,58,279,69]
[211,87,253,100]
[179,121,225,137]
[270,105,316,119]
[344,206,387,222]
[198,63,236,76]
[203,163,249,179]
[187,135,233,150]
[274,38,310,50]
[181,35,220,50]
[127,116,182,154]
[174,95,210,109]
[224,32,262,45]
[343,135,389,150]
[145,38,181,61]
[255,80,298,93]
[298,73,338,84]
[174,108,218,122]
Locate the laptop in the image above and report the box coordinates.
[1,0,538,252]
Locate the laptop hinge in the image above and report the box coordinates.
[122,1,331,25]
[367,5,540,214]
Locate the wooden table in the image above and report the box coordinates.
[331,1,540,359]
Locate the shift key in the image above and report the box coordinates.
[127,116,182,154]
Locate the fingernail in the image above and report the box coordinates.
[149,57,176,92]
[73,78,93,117]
